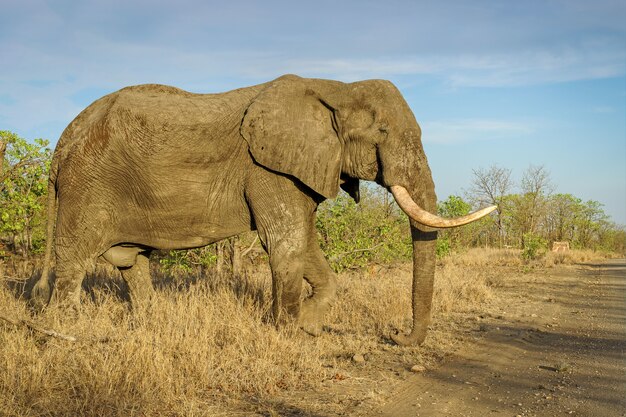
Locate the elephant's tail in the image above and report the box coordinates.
[31,159,59,308]
[42,160,58,273]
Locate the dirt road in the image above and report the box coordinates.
[375,260,626,417]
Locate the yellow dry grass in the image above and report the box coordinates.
[0,248,614,416]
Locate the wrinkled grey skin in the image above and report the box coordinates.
[32,74,439,344]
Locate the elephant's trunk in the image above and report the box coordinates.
[377,119,495,346]
[385,166,438,346]
[391,225,437,346]
[388,185,495,346]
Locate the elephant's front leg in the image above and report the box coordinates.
[300,219,337,336]
[268,240,306,324]
[246,170,315,326]
[257,213,307,324]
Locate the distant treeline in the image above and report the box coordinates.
[1,131,624,267]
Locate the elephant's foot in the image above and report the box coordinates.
[391,323,428,346]
[128,286,156,311]
[272,298,302,328]
[298,297,331,337]
[299,312,323,336]
[30,277,51,311]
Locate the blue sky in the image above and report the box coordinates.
[1,0,625,224]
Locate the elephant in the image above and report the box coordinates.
[31,74,494,345]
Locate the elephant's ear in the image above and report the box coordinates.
[241,75,342,199]
[340,176,360,203]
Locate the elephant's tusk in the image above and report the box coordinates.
[390,185,496,229]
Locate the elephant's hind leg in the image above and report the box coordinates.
[117,251,155,309]
[31,271,52,311]
[49,258,88,309]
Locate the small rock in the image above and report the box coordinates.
[531,313,538,317]
[410,364,427,373]
[555,362,571,372]
[352,354,365,363]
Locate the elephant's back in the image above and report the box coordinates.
[53,83,261,169]
[51,83,261,212]
[52,84,259,242]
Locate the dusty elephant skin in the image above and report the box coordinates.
[31,74,493,344]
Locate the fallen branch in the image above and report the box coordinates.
[0,314,77,342]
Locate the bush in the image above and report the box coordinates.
[436,237,451,259]
[316,187,411,271]
[1,131,51,256]
[521,233,548,261]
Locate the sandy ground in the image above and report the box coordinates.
[373,259,626,417]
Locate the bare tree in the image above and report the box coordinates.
[545,193,579,242]
[468,165,513,247]
[520,164,553,235]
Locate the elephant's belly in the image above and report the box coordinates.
[117,209,253,251]
[110,157,254,251]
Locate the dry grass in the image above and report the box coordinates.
[444,247,614,269]
[1,266,328,416]
[542,248,613,266]
[443,247,524,267]
[0,248,617,416]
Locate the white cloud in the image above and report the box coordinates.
[420,119,533,145]
[265,41,625,87]
[592,106,616,114]
[1,0,625,142]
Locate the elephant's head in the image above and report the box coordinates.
[241,75,495,345]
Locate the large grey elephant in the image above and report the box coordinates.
[31,75,494,345]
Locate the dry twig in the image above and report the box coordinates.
[330,243,385,262]
[0,314,77,342]
[241,235,260,258]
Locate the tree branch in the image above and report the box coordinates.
[0,314,77,342]
[240,235,259,258]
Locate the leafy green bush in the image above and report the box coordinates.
[522,233,548,261]
[158,246,217,274]
[437,195,476,252]
[1,131,51,255]
[436,236,451,259]
[316,186,411,271]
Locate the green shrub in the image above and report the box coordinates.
[158,246,217,273]
[316,187,411,271]
[436,237,451,259]
[1,131,51,256]
[522,233,548,261]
